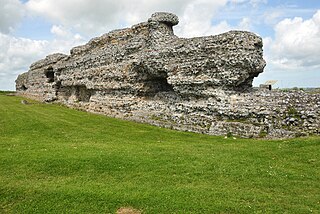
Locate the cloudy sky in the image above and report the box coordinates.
[0,0,319,90]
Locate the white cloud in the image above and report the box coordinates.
[26,0,232,38]
[176,15,253,38]
[26,0,196,37]
[230,0,266,7]
[175,0,229,37]
[0,0,25,33]
[0,33,48,90]
[50,25,69,38]
[177,0,261,37]
[249,0,267,7]
[238,17,251,30]
[254,10,320,88]
[269,10,320,69]
[0,34,48,72]
[26,0,121,36]
[49,24,86,53]
[263,6,317,26]
[263,9,284,25]
[0,29,85,90]
[25,0,260,38]
[49,33,85,54]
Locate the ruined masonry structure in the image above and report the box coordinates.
[16,12,320,138]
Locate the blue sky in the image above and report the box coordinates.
[0,0,319,90]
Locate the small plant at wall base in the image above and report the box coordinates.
[259,130,268,138]
[227,131,233,138]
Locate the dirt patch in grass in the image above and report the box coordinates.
[116,207,142,214]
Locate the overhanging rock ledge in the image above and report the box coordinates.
[16,12,319,138]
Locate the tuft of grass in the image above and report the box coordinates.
[287,107,299,117]
[0,94,320,213]
[258,130,268,138]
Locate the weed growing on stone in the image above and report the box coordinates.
[287,107,299,118]
[259,130,268,138]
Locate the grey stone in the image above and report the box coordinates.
[21,100,28,105]
[15,12,320,139]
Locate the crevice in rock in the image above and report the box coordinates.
[54,81,61,90]
[45,67,54,83]
[140,75,174,97]
[151,76,174,92]
[21,85,27,91]
[74,85,93,102]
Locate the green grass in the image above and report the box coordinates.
[0,93,319,213]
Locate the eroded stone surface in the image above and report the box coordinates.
[15,12,319,138]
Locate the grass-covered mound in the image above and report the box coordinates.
[0,92,319,213]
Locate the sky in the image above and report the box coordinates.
[0,0,319,90]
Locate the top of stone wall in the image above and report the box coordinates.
[18,12,266,96]
[30,53,67,70]
[148,12,179,26]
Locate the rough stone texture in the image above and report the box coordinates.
[16,12,319,139]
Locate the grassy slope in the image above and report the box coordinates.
[0,93,319,213]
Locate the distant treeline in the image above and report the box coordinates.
[0,91,15,94]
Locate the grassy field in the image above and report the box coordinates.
[0,92,319,213]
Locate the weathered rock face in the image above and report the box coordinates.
[16,12,320,138]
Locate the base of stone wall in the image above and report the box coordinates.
[16,88,320,139]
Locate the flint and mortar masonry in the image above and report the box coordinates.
[15,12,319,138]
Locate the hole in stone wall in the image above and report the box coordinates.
[131,62,174,96]
[45,67,54,83]
[141,76,174,96]
[75,85,92,102]
[54,81,61,90]
[152,77,174,92]
[254,40,263,48]
[57,86,71,100]
[21,85,27,91]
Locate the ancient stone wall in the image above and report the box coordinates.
[16,12,319,138]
